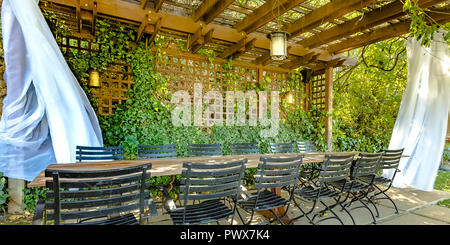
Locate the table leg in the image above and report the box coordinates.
[257,187,292,225]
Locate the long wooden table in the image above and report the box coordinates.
[28,152,361,188]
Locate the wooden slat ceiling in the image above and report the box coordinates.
[39,0,450,72]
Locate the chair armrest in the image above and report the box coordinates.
[32,199,45,225]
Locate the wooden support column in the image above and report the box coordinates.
[324,66,333,152]
[7,178,25,214]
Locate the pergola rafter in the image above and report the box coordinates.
[39,0,449,72]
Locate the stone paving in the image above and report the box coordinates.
[145,185,450,225]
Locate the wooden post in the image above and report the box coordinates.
[324,66,333,152]
[7,178,25,214]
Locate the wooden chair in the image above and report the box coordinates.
[167,159,247,225]
[32,164,157,225]
[76,145,124,162]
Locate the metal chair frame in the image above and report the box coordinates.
[291,154,354,225]
[361,149,404,217]
[230,142,260,155]
[32,164,157,225]
[167,159,247,225]
[188,143,222,157]
[138,144,177,159]
[236,156,302,225]
[268,142,295,154]
[76,145,124,162]
[330,153,382,224]
[137,144,179,212]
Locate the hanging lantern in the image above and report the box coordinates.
[89,68,100,87]
[285,91,295,104]
[269,31,288,61]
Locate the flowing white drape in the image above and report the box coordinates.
[384,30,450,192]
[0,0,103,181]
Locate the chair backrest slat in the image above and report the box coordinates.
[378,149,403,170]
[254,156,302,190]
[352,153,382,178]
[138,144,177,159]
[230,142,260,155]
[269,142,295,153]
[188,144,222,157]
[297,141,316,153]
[179,159,246,202]
[43,164,151,225]
[76,145,124,162]
[317,154,354,183]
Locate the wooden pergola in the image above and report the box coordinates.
[36,0,449,151]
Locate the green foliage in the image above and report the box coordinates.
[22,187,47,212]
[402,0,449,47]
[0,173,9,213]
[333,38,408,152]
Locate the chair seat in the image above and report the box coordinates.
[329,179,370,192]
[359,175,391,185]
[239,190,289,211]
[168,199,233,225]
[67,213,139,225]
[294,185,340,201]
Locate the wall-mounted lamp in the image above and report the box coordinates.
[285,91,295,104]
[89,68,100,87]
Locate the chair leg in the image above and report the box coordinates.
[290,196,316,225]
[373,184,399,214]
[357,199,377,224]
[338,202,356,225]
[367,195,380,217]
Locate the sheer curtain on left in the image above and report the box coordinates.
[0,0,103,181]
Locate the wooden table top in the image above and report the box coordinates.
[28,152,406,188]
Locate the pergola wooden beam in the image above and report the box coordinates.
[140,0,149,9]
[41,0,354,68]
[299,0,444,49]
[328,10,450,54]
[233,38,257,59]
[136,13,149,43]
[219,37,247,59]
[191,28,214,53]
[281,52,320,70]
[148,16,162,44]
[192,0,234,24]
[284,0,377,38]
[153,0,165,12]
[234,0,309,34]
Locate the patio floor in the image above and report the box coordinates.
[145,185,450,225]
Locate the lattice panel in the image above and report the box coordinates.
[154,51,306,127]
[310,73,326,116]
[92,62,134,116]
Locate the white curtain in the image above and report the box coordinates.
[0,0,103,181]
[385,30,450,192]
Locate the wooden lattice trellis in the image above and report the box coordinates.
[57,33,323,122]
[310,73,326,116]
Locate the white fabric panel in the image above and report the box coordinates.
[385,30,450,191]
[0,0,103,181]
